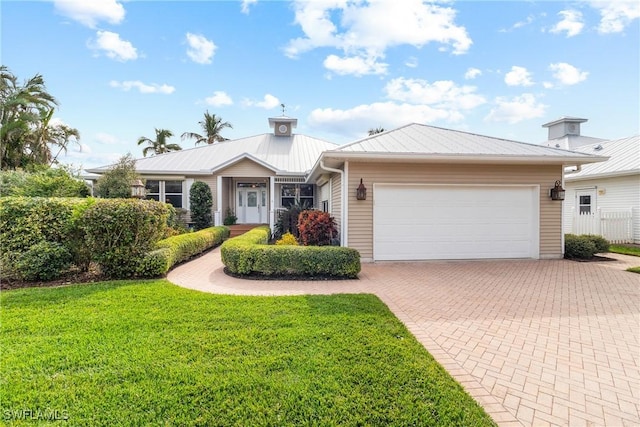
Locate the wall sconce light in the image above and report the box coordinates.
[549,180,565,201]
[356,178,367,200]
[131,179,146,199]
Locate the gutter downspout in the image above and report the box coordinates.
[320,160,346,247]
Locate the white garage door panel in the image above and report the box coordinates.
[374,185,538,260]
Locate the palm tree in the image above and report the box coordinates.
[137,129,182,157]
[0,66,59,169]
[29,108,81,165]
[181,111,232,145]
[368,126,386,136]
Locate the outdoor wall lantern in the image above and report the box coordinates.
[549,180,565,201]
[131,179,146,199]
[356,178,367,200]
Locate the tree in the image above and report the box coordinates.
[137,128,181,157]
[368,126,386,136]
[189,181,212,230]
[182,111,232,145]
[0,66,59,170]
[30,108,81,166]
[94,153,140,198]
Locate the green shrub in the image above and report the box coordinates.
[275,232,298,246]
[223,207,237,226]
[221,227,360,278]
[565,234,597,259]
[298,210,337,246]
[0,167,89,197]
[189,181,213,230]
[585,235,610,253]
[274,200,310,239]
[81,199,170,278]
[0,197,93,279]
[15,241,73,281]
[155,226,229,271]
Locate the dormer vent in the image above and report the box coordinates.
[542,116,588,140]
[268,115,297,137]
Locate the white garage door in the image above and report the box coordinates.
[374,184,539,260]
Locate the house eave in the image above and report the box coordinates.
[565,170,640,182]
[321,151,608,166]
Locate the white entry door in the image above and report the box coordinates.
[236,185,268,224]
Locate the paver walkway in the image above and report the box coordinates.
[168,249,640,426]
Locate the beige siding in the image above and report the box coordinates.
[347,162,563,260]
[219,158,273,177]
[331,173,342,232]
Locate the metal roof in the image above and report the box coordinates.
[88,133,338,176]
[565,135,640,180]
[331,123,602,159]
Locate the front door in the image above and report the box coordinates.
[236,183,267,224]
[576,188,596,215]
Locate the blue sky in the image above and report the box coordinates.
[3,0,639,169]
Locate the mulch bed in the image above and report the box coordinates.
[564,255,618,263]
[1,266,106,291]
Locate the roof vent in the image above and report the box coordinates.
[594,144,603,151]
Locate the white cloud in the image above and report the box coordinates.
[323,54,388,76]
[241,0,257,14]
[308,102,465,138]
[549,62,588,85]
[205,91,233,107]
[464,67,482,80]
[186,33,216,64]
[590,0,640,34]
[499,15,535,32]
[285,0,471,77]
[110,80,175,94]
[53,0,125,28]
[485,93,546,124]
[244,94,280,109]
[504,66,534,87]
[89,31,138,61]
[95,132,125,145]
[405,56,419,68]
[385,77,486,110]
[550,10,584,37]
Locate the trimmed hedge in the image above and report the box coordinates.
[0,197,94,280]
[138,226,230,277]
[221,227,360,279]
[81,199,170,278]
[565,234,610,259]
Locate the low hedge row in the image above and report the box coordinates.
[565,234,610,259]
[138,226,230,277]
[221,227,361,279]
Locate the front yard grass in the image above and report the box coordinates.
[609,244,640,257]
[609,244,640,273]
[0,281,495,426]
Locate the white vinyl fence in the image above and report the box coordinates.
[572,209,633,243]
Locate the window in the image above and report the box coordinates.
[164,180,183,208]
[145,180,160,202]
[322,200,329,212]
[281,184,314,208]
[144,180,183,208]
[578,195,592,214]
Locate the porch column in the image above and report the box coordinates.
[215,175,223,226]
[269,176,275,231]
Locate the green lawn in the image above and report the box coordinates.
[609,244,640,257]
[609,245,640,274]
[0,281,495,426]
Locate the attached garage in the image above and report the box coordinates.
[373,184,540,261]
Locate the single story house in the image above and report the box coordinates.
[543,117,639,244]
[89,116,606,261]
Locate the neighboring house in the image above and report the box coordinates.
[543,117,639,244]
[89,116,606,261]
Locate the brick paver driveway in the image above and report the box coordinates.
[169,249,640,426]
